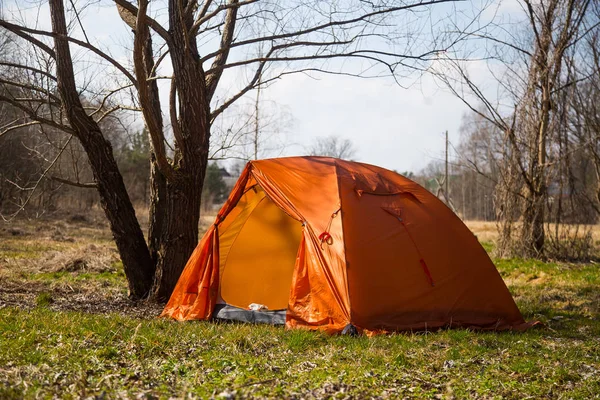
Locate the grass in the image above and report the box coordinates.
[35,292,53,307]
[0,217,599,398]
[465,220,600,245]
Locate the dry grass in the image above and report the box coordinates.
[0,215,162,319]
[464,220,500,243]
[465,220,600,245]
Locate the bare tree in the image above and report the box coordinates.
[567,4,600,218]
[208,92,294,162]
[0,0,463,300]
[0,24,98,215]
[308,135,357,160]
[431,0,595,258]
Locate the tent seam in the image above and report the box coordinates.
[250,167,304,223]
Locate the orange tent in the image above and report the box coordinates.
[162,156,531,333]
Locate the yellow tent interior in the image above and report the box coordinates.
[217,186,302,310]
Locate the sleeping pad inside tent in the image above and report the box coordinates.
[161,156,533,334]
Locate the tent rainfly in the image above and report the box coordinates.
[161,156,532,334]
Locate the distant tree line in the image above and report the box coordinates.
[0,102,152,215]
[0,115,231,216]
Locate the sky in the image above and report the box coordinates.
[265,0,523,173]
[264,67,469,173]
[2,0,523,174]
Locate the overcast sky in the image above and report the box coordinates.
[3,0,523,174]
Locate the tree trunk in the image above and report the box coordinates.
[82,132,156,298]
[150,166,205,301]
[49,0,154,299]
[520,188,545,257]
[148,151,167,267]
[143,0,213,301]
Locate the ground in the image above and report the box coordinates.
[0,215,599,399]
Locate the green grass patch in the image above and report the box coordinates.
[480,241,495,253]
[0,240,72,260]
[26,270,126,285]
[1,296,599,399]
[35,292,54,307]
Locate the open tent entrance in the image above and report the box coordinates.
[213,185,303,324]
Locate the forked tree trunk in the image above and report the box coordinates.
[49,0,154,299]
[143,0,213,301]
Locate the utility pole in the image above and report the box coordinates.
[445,130,449,204]
[253,83,261,160]
[253,44,265,161]
[435,130,455,212]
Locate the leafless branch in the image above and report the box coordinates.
[49,175,97,188]
[1,135,73,222]
[202,0,458,59]
[205,0,240,101]
[0,120,41,138]
[0,19,137,86]
[0,93,74,134]
[89,83,135,117]
[114,0,172,44]
[0,62,57,81]
[132,0,175,180]
[0,20,56,57]
[191,0,257,37]
[96,105,121,123]
[0,77,60,102]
